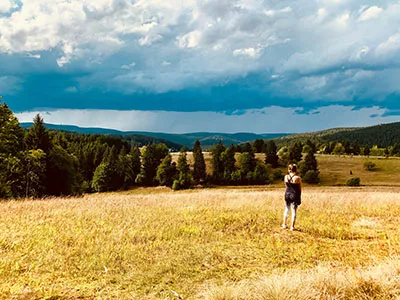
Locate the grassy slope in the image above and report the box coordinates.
[1,186,400,299]
[318,154,400,186]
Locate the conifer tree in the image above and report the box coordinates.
[125,146,141,187]
[172,147,193,190]
[156,154,177,187]
[192,140,206,184]
[221,144,236,183]
[25,114,51,153]
[211,140,226,183]
[139,144,157,186]
[289,142,303,163]
[0,102,26,197]
[265,140,279,168]
[299,144,319,183]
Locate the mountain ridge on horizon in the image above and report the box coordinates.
[20,120,400,149]
[20,122,291,148]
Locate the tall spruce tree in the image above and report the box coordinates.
[265,140,279,168]
[211,140,226,183]
[139,144,157,186]
[156,154,177,187]
[25,114,51,153]
[172,147,193,190]
[221,144,236,183]
[192,140,206,184]
[299,144,319,184]
[289,142,303,163]
[0,102,26,198]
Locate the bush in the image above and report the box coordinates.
[363,161,376,171]
[346,177,360,186]
[303,170,320,184]
[272,169,283,181]
[172,180,181,191]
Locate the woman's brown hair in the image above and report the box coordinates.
[288,164,297,173]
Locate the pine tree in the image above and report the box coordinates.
[300,149,319,184]
[172,147,193,190]
[125,146,141,187]
[211,140,226,183]
[253,139,265,153]
[192,140,206,184]
[156,154,177,187]
[25,114,51,153]
[0,102,25,155]
[221,144,236,183]
[0,102,26,198]
[289,142,303,163]
[139,144,157,186]
[265,140,279,168]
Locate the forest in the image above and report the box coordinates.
[2,101,397,199]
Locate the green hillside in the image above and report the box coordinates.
[274,122,400,147]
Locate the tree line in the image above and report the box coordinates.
[0,103,323,198]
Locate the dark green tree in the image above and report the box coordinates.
[253,139,265,153]
[299,150,319,184]
[211,140,226,183]
[172,148,193,190]
[46,146,82,195]
[221,144,236,183]
[125,146,141,187]
[289,142,303,163]
[192,140,206,184]
[363,145,370,157]
[25,114,51,153]
[139,144,157,186]
[352,140,361,155]
[156,154,177,187]
[265,140,279,168]
[0,102,25,198]
[23,149,47,197]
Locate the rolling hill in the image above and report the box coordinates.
[20,123,290,149]
[274,121,400,147]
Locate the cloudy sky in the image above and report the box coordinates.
[1,0,400,133]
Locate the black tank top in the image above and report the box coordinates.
[285,174,301,205]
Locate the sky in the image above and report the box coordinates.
[1,0,400,133]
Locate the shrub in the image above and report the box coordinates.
[363,161,376,171]
[346,177,360,186]
[303,170,320,184]
[273,169,283,181]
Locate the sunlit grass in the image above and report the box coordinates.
[1,186,400,299]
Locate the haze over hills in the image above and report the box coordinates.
[21,121,400,149]
[20,123,290,149]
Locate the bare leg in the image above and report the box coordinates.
[282,202,290,228]
[290,204,298,230]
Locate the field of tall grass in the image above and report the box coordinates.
[1,186,400,299]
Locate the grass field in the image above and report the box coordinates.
[1,185,400,299]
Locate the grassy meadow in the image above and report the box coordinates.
[2,186,400,299]
[2,155,400,299]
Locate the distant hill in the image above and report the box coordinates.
[20,123,183,151]
[275,122,400,147]
[20,123,290,149]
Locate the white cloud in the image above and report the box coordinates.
[359,6,383,21]
[233,47,261,58]
[1,0,400,106]
[120,62,136,70]
[0,0,16,13]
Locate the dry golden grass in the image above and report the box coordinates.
[1,187,400,299]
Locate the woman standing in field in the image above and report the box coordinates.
[282,164,302,231]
